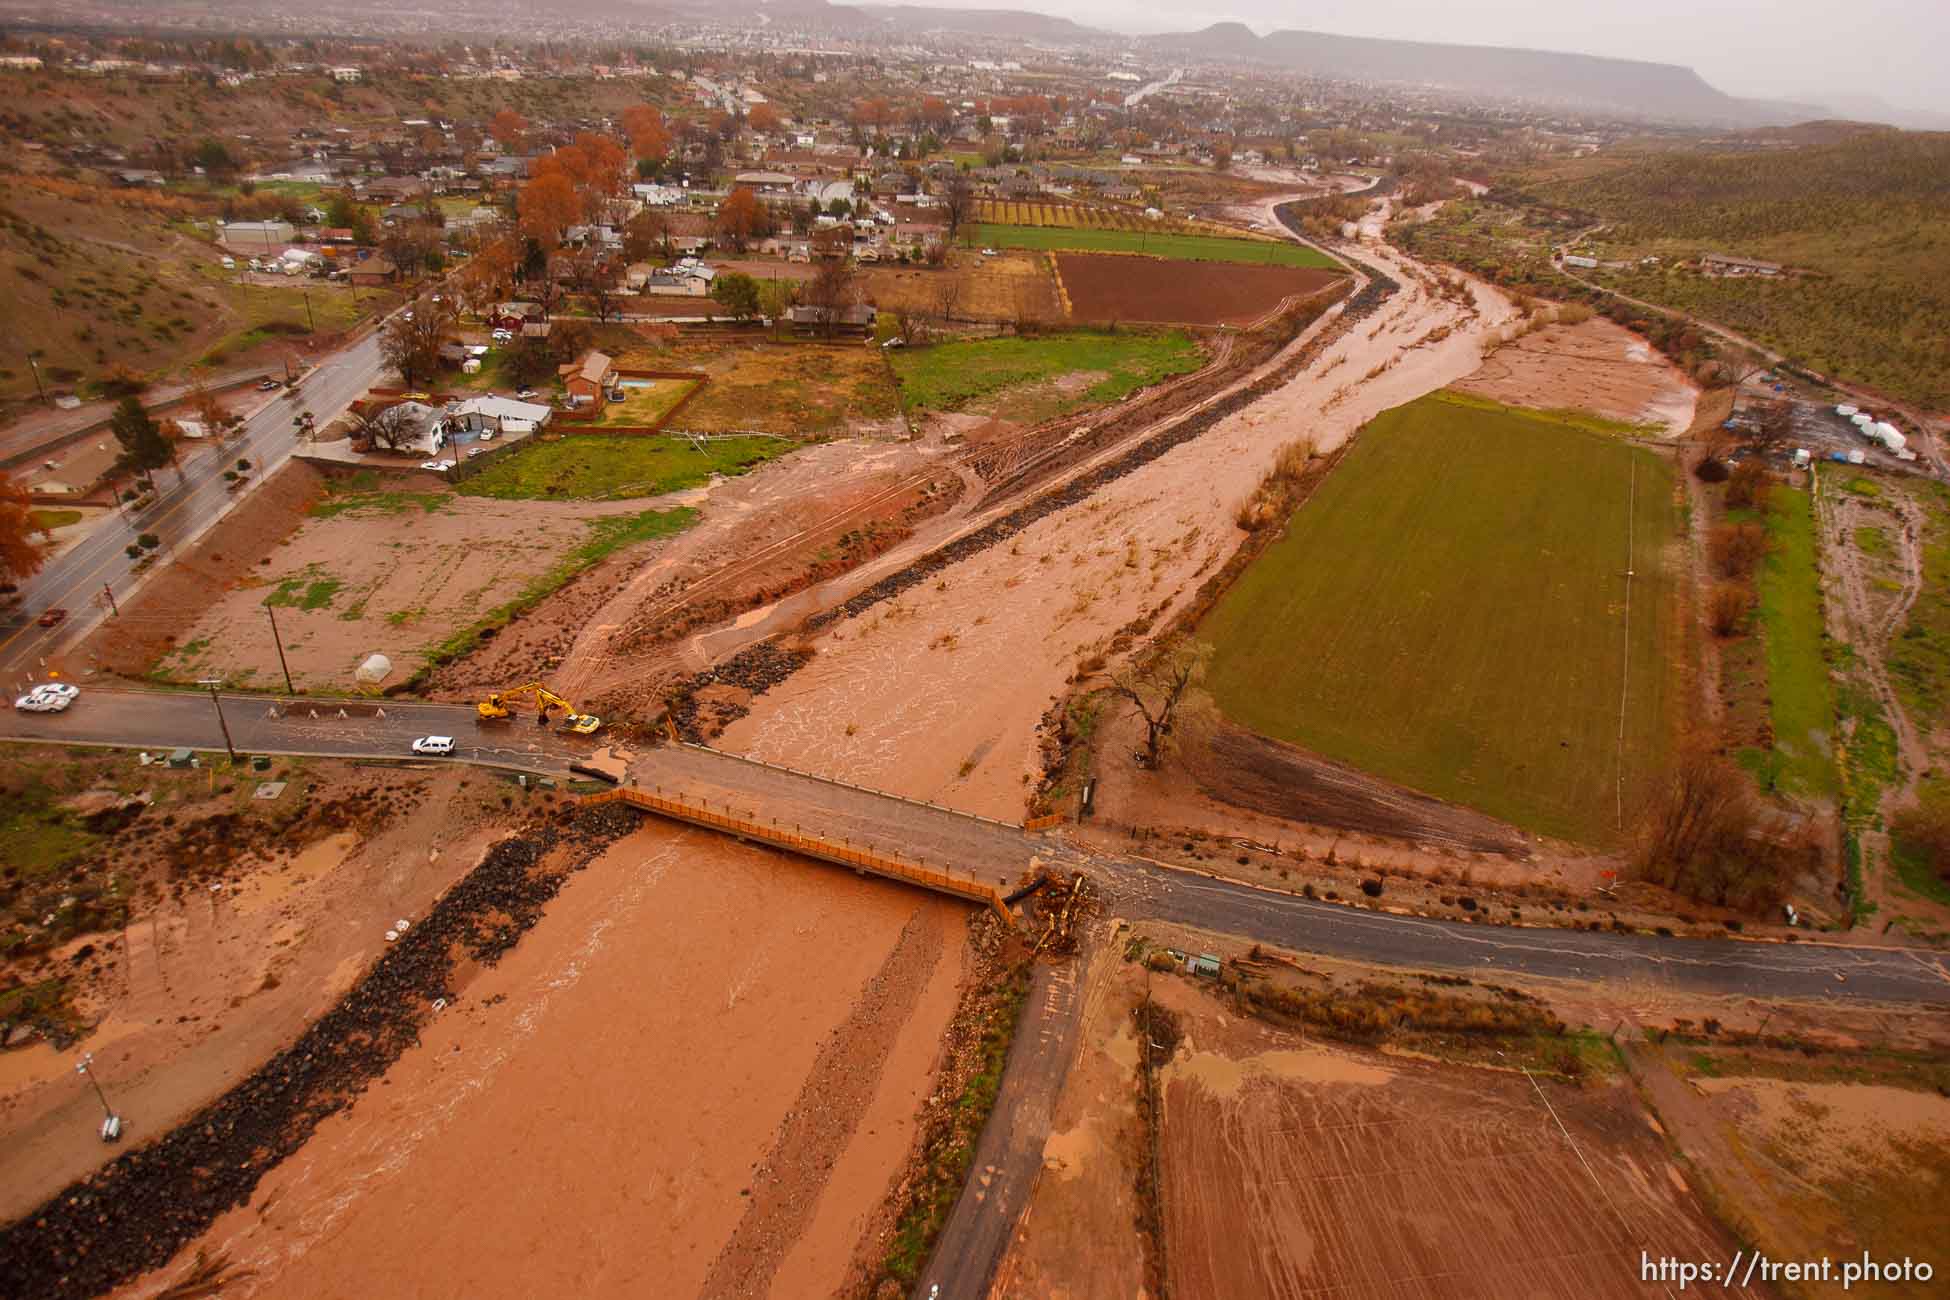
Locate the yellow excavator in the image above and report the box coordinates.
[476,682,603,735]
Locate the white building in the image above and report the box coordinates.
[329,66,362,83]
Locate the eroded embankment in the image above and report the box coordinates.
[665,265,1399,741]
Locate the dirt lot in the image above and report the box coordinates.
[1626,1037,1950,1300]
[1154,982,1760,1300]
[114,465,667,692]
[1003,953,1765,1300]
[117,823,971,1300]
[440,436,969,712]
[1,754,526,1222]
[1454,315,1699,435]
[860,251,1061,324]
[1055,252,1346,327]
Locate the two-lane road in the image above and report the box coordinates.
[0,686,588,774]
[0,330,387,681]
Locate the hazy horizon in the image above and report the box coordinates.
[883,0,1949,117]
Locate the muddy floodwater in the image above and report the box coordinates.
[120,824,966,1300]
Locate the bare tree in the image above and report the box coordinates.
[930,273,964,326]
[941,172,975,239]
[588,259,627,323]
[801,255,859,339]
[1109,637,1214,770]
[379,295,459,388]
[348,403,424,453]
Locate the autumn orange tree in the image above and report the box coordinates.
[0,472,48,581]
[490,109,527,149]
[747,103,781,133]
[519,172,580,247]
[623,104,673,170]
[715,188,769,252]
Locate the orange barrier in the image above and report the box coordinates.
[1022,813,1066,832]
[585,786,1016,925]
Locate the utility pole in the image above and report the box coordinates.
[266,605,294,695]
[101,584,118,617]
[302,287,316,333]
[75,1053,122,1140]
[25,350,48,405]
[198,678,238,766]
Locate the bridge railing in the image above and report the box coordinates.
[584,785,1016,924]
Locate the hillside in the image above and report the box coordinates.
[1526,131,1950,407]
[1144,24,1775,124]
[0,181,368,408]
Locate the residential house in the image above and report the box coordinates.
[348,257,400,287]
[559,350,616,409]
[1700,252,1782,277]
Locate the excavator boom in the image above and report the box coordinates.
[474,681,602,734]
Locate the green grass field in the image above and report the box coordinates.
[1746,485,1838,799]
[889,329,1203,417]
[1200,392,1677,843]
[967,223,1340,269]
[457,434,790,502]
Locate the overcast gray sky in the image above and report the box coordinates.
[910,0,1949,116]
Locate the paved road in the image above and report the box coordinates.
[0,686,587,774]
[0,331,386,682]
[0,364,274,470]
[1111,860,1950,1005]
[913,959,1085,1300]
[6,693,1947,1006]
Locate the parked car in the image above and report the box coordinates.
[410,736,455,756]
[980,247,999,257]
[37,608,67,628]
[467,447,489,459]
[14,684,78,713]
[435,459,456,471]
[257,378,280,391]
[514,387,537,399]
[490,329,514,343]
[419,460,445,471]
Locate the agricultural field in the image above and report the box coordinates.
[858,251,1061,325]
[1200,392,1679,843]
[888,330,1204,420]
[458,433,792,502]
[1742,485,1838,799]
[1054,252,1344,326]
[611,336,903,436]
[973,198,1243,239]
[969,222,1341,269]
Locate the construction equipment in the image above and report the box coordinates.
[476,682,602,734]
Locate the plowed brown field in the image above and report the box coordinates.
[1055,253,1345,326]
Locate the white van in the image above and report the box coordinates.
[220,256,236,270]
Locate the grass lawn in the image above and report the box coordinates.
[1199,392,1678,843]
[968,223,1341,269]
[1750,483,1838,799]
[591,378,698,428]
[890,329,1203,417]
[457,434,791,501]
[28,508,83,532]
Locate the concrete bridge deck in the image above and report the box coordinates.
[623,742,1058,897]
